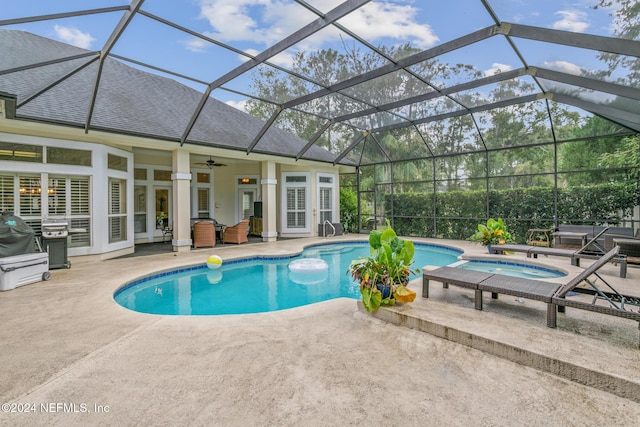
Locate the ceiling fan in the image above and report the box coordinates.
[195,156,227,169]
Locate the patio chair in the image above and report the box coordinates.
[193,221,216,248]
[423,247,640,347]
[604,229,640,264]
[222,219,249,244]
[492,227,629,278]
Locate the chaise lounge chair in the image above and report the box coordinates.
[422,246,640,347]
[491,227,629,278]
[604,229,640,265]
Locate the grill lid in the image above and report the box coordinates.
[41,218,69,229]
[0,211,35,256]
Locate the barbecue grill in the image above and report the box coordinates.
[0,211,50,291]
[41,218,71,269]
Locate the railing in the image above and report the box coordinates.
[322,220,336,237]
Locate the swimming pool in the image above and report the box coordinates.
[114,242,461,315]
[452,259,567,279]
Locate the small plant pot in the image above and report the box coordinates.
[375,283,392,299]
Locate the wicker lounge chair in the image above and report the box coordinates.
[193,221,216,248]
[222,219,249,244]
[423,247,640,346]
[492,227,628,278]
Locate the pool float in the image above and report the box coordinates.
[288,258,329,274]
[288,258,329,285]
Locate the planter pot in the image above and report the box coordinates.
[375,283,392,299]
[486,244,492,254]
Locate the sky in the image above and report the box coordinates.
[0,0,623,111]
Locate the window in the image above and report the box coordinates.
[134,168,147,180]
[238,178,257,185]
[0,142,42,163]
[48,147,91,166]
[108,178,126,243]
[107,153,127,171]
[317,173,335,225]
[3,174,91,247]
[282,172,310,233]
[193,172,212,219]
[154,169,171,181]
[0,175,14,212]
[287,188,306,228]
[68,176,91,248]
[197,188,209,218]
[47,177,67,216]
[197,172,210,183]
[18,176,42,217]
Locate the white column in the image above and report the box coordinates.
[261,161,277,242]
[172,149,192,252]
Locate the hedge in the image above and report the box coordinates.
[382,183,639,243]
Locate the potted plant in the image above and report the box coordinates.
[156,212,168,229]
[468,217,514,252]
[347,223,420,312]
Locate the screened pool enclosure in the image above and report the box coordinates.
[2,0,639,241]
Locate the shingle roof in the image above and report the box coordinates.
[0,29,342,164]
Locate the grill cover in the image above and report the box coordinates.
[0,212,35,257]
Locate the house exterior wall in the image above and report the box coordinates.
[0,119,347,259]
[0,131,134,258]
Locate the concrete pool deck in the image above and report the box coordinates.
[0,235,639,426]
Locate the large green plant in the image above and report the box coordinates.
[468,218,514,246]
[347,224,419,312]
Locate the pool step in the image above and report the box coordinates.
[357,300,640,403]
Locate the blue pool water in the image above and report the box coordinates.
[114,242,460,315]
[453,259,566,279]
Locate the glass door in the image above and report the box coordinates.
[238,189,256,221]
[134,185,147,234]
[154,187,171,236]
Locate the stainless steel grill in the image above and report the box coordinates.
[41,218,69,239]
[40,218,70,269]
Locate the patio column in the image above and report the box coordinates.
[261,160,277,242]
[171,148,192,252]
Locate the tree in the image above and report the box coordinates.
[339,187,358,233]
[599,134,640,181]
[558,116,627,186]
[592,0,640,85]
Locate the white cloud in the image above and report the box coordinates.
[552,10,589,33]
[484,63,513,76]
[241,48,261,61]
[543,60,582,75]
[225,99,247,111]
[54,25,95,49]
[265,50,294,68]
[199,0,304,46]
[338,2,439,49]
[184,38,209,53]
[196,0,438,53]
